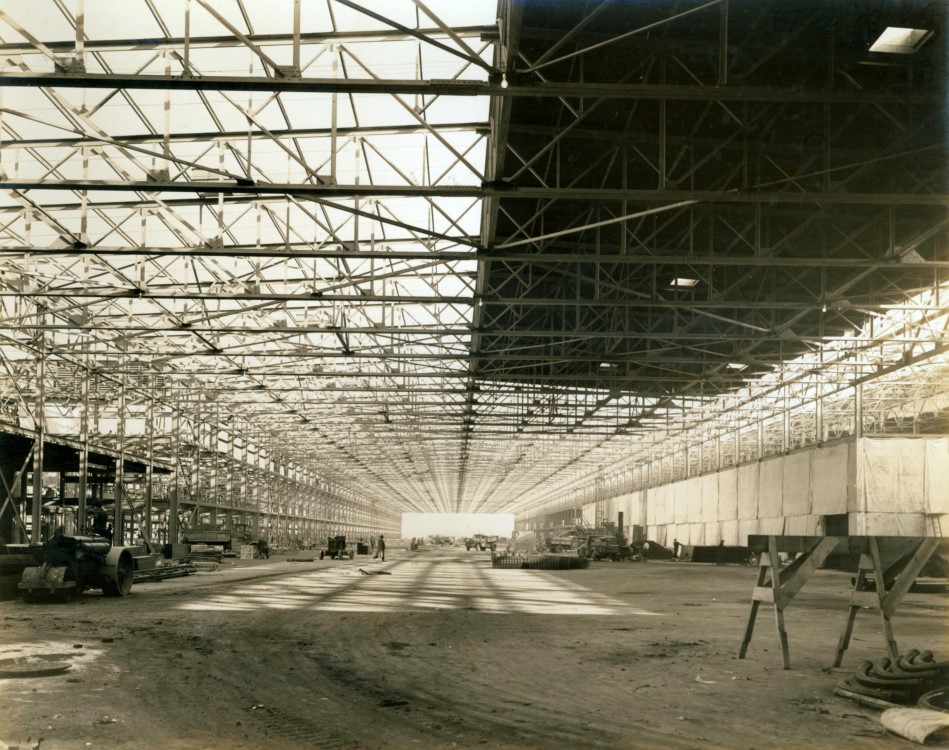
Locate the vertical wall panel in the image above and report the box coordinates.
[721,518,740,546]
[704,521,721,545]
[737,463,758,520]
[861,438,927,513]
[738,518,760,541]
[701,473,718,522]
[718,468,738,521]
[758,457,783,519]
[851,512,927,535]
[925,438,949,514]
[811,440,850,515]
[782,451,811,517]
[674,481,689,524]
[686,476,703,521]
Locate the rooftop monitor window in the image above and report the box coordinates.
[869,27,933,54]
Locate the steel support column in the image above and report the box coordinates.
[31,306,46,544]
[114,381,125,545]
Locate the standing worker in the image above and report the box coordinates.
[91,502,109,537]
[373,534,386,561]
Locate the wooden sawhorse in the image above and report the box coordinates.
[739,536,844,669]
[833,537,940,667]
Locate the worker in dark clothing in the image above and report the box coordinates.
[257,538,270,559]
[91,502,109,537]
[716,539,726,565]
[373,534,386,561]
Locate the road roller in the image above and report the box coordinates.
[18,533,135,602]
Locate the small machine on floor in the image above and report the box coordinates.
[319,535,355,560]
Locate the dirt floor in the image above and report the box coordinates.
[1,546,947,750]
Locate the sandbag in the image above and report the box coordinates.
[880,707,949,745]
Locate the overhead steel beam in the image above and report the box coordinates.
[1,72,942,104]
[32,349,795,364]
[3,178,946,205]
[1,122,486,149]
[331,0,496,74]
[0,26,495,55]
[97,366,747,382]
[8,323,923,341]
[0,288,934,311]
[3,244,947,268]
[2,191,942,217]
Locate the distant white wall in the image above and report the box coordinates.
[401,512,514,537]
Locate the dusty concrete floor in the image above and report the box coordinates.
[1,546,947,750]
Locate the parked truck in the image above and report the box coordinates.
[465,534,498,551]
[546,531,581,553]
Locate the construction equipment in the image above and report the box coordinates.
[464,534,498,551]
[319,535,354,560]
[180,526,232,551]
[577,527,635,561]
[18,533,135,602]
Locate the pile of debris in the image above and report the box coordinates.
[491,553,589,570]
[835,649,949,707]
[835,649,949,744]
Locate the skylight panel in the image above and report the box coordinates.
[869,27,933,54]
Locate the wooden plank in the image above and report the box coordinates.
[881,538,939,619]
[834,563,868,668]
[768,536,792,669]
[776,537,842,605]
[739,562,770,660]
[869,537,899,661]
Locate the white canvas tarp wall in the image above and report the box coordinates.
[718,468,738,521]
[631,436,945,547]
[782,450,811,517]
[811,440,851,515]
[850,513,927,536]
[737,463,758,520]
[925,439,949,534]
[855,437,946,534]
[758,457,783,519]
[926,439,949,516]
[602,491,645,538]
[701,474,718,522]
[674,480,690,524]
[721,518,740,546]
[860,438,926,513]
